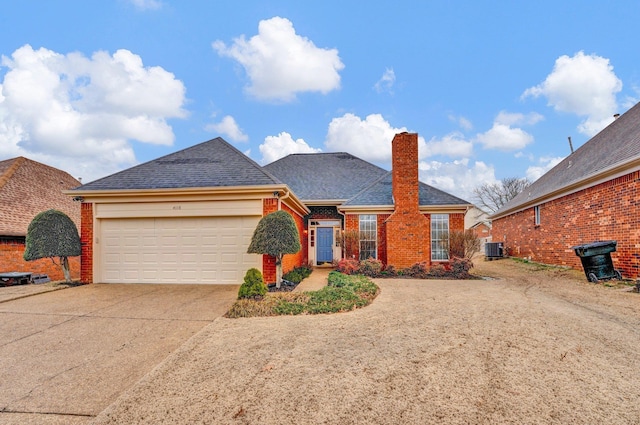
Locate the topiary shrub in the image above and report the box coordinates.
[24,209,81,282]
[238,268,267,300]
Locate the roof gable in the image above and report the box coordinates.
[496,102,640,216]
[0,157,81,237]
[264,152,388,201]
[76,137,281,190]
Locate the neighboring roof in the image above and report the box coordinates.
[493,102,640,218]
[75,137,282,191]
[342,172,470,207]
[264,152,388,201]
[0,157,81,237]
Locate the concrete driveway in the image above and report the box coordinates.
[0,283,238,425]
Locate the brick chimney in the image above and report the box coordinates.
[385,132,430,268]
[392,132,420,214]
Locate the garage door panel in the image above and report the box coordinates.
[101,216,261,284]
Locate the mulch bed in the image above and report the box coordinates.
[267,279,299,292]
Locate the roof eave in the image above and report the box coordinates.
[491,156,640,220]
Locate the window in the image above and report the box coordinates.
[310,229,315,247]
[431,214,449,261]
[359,215,377,260]
[534,205,541,226]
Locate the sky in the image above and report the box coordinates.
[1,0,639,203]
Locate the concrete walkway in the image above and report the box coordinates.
[293,266,333,292]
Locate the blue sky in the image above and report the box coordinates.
[1,0,639,202]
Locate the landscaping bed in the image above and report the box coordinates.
[226,271,379,318]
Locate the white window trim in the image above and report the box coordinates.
[359,214,377,260]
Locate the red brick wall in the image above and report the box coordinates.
[450,213,465,235]
[80,203,93,283]
[281,202,307,276]
[386,133,431,268]
[344,214,359,259]
[0,239,80,282]
[492,170,640,279]
[260,198,307,284]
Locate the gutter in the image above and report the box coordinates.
[491,156,640,220]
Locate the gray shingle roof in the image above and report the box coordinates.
[75,137,281,190]
[343,172,470,206]
[495,102,640,216]
[266,152,470,206]
[264,152,388,200]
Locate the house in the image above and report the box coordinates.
[491,102,640,279]
[0,157,81,281]
[464,206,492,251]
[69,132,471,284]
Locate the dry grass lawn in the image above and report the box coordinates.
[92,258,640,424]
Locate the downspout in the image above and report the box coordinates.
[336,206,346,260]
[277,188,290,210]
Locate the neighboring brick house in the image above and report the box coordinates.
[491,102,640,279]
[465,207,492,252]
[0,157,81,281]
[70,133,471,285]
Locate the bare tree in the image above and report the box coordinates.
[473,177,531,213]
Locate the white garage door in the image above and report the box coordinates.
[100,217,261,284]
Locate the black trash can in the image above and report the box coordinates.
[571,240,622,283]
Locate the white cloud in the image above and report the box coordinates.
[419,159,497,203]
[526,156,564,181]
[523,51,622,136]
[129,0,162,10]
[0,44,186,182]
[423,132,473,158]
[260,132,321,164]
[447,114,473,131]
[374,68,395,94]
[475,111,540,151]
[205,115,248,142]
[324,113,408,163]
[213,17,344,102]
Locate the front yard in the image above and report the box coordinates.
[93,258,640,425]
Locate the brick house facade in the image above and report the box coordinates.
[71,135,471,285]
[491,102,640,280]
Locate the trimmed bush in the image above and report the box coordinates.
[359,257,383,277]
[336,258,360,275]
[238,268,267,300]
[450,256,473,278]
[283,265,312,283]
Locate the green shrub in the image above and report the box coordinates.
[226,272,380,318]
[359,257,383,277]
[306,286,367,314]
[237,268,267,299]
[283,265,312,283]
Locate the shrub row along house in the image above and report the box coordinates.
[68,132,471,284]
[491,102,640,280]
[0,157,81,281]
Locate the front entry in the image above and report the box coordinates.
[317,227,333,263]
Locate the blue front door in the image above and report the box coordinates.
[317,227,333,263]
